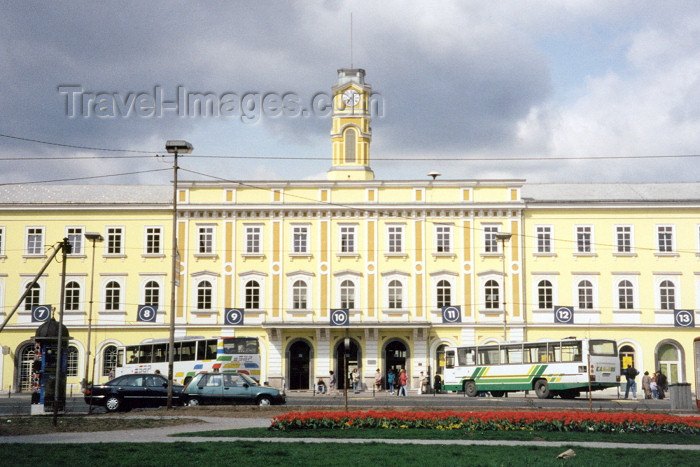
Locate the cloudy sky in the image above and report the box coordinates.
[1,1,699,186]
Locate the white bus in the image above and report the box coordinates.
[114,336,261,385]
[443,338,619,399]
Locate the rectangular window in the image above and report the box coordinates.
[576,226,592,253]
[387,225,404,253]
[292,226,308,254]
[26,227,44,255]
[66,227,83,255]
[536,226,552,253]
[198,226,215,254]
[657,225,674,252]
[615,226,632,253]
[435,225,452,253]
[484,226,499,253]
[106,227,123,255]
[340,225,356,253]
[145,227,162,254]
[245,226,261,254]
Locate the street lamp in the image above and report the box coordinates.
[82,232,103,399]
[495,232,512,342]
[165,140,193,409]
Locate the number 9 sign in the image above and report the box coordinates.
[225,308,244,325]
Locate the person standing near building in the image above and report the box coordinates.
[641,371,652,399]
[434,373,442,394]
[374,369,382,392]
[398,368,408,396]
[351,367,361,393]
[624,364,638,399]
[328,371,336,395]
[387,369,395,395]
[656,370,667,400]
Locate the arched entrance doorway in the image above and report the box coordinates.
[384,339,408,387]
[657,341,682,384]
[435,344,447,377]
[287,340,312,390]
[16,343,36,392]
[335,339,360,390]
[619,344,636,375]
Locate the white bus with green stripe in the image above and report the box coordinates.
[442,338,619,399]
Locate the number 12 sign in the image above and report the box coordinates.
[554,306,574,324]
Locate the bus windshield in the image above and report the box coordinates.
[589,340,617,356]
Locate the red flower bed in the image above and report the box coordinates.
[270,410,700,435]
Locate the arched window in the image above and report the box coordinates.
[197,280,212,310]
[23,283,40,311]
[144,281,160,307]
[102,345,118,378]
[578,280,593,309]
[436,280,451,308]
[105,281,120,311]
[618,280,634,309]
[340,280,355,309]
[484,280,499,309]
[292,280,307,309]
[19,345,36,392]
[658,343,681,384]
[537,280,553,309]
[245,280,260,309]
[659,280,675,310]
[66,345,79,377]
[388,280,402,309]
[65,281,80,311]
[344,128,356,163]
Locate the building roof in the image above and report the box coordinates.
[0,184,171,205]
[521,182,700,203]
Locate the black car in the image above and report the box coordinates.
[84,373,183,412]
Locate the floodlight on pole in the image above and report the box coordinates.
[495,232,512,342]
[165,140,192,409]
[82,232,103,402]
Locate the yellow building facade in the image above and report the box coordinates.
[0,69,698,395]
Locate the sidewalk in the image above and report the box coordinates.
[1,415,698,450]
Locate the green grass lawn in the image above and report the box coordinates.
[2,441,699,466]
[173,426,700,445]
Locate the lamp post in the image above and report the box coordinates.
[495,232,512,342]
[165,140,193,409]
[82,232,103,400]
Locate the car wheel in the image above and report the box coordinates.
[534,379,551,399]
[257,396,272,406]
[105,396,122,412]
[464,380,478,397]
[186,398,200,407]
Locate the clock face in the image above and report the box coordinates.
[342,89,360,107]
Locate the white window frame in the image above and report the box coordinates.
[291,224,310,255]
[531,274,558,311]
[20,276,46,313]
[656,224,675,254]
[101,276,126,313]
[482,225,501,254]
[25,226,45,256]
[478,273,502,312]
[338,224,358,255]
[287,273,313,311]
[196,224,216,256]
[534,225,553,255]
[63,279,83,312]
[143,226,164,256]
[655,276,680,311]
[239,272,266,311]
[104,226,124,256]
[574,225,594,255]
[140,274,165,311]
[385,223,405,256]
[334,272,361,311]
[614,225,634,255]
[243,224,263,256]
[573,275,599,311]
[382,272,408,311]
[430,272,457,310]
[434,224,453,255]
[613,276,639,311]
[65,226,84,256]
[191,272,218,313]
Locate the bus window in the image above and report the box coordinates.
[198,339,217,360]
[505,345,523,364]
[180,341,196,361]
[457,348,475,366]
[524,343,548,363]
[548,342,561,362]
[245,338,259,354]
[139,345,153,364]
[478,347,500,365]
[561,341,582,362]
[126,346,140,364]
[590,340,617,356]
[117,348,124,368]
[446,350,455,369]
[152,343,167,362]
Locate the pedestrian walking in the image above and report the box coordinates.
[374,369,382,392]
[398,368,408,396]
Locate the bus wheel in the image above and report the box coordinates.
[464,380,478,397]
[534,380,550,399]
[490,390,505,397]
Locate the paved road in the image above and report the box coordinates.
[0,387,684,415]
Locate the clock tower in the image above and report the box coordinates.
[328,68,374,180]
